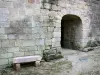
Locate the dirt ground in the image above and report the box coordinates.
[1,47,100,75]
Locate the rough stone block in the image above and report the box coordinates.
[0,34,7,39]
[37,45,45,51]
[0,41,1,48]
[0,1,13,8]
[42,27,48,32]
[20,46,38,51]
[40,9,49,16]
[8,58,13,65]
[8,53,13,58]
[83,47,94,52]
[1,40,15,47]
[42,3,51,9]
[40,15,48,22]
[24,51,35,56]
[18,34,32,40]
[43,49,63,61]
[7,34,18,39]
[23,40,35,46]
[15,40,23,46]
[51,5,60,11]
[25,8,34,16]
[52,42,60,47]
[0,14,8,22]
[0,59,8,65]
[0,22,9,27]
[35,61,40,67]
[53,32,61,38]
[0,48,7,54]
[7,47,19,52]
[0,53,8,58]
[32,33,40,39]
[52,38,61,42]
[14,64,20,71]
[35,50,42,55]
[32,28,39,34]
[14,52,24,57]
[5,27,15,34]
[45,32,53,38]
[25,28,32,34]
[13,2,24,8]
[0,8,9,14]
[0,28,5,34]
[54,22,61,27]
[36,39,44,45]
[58,0,67,7]
[45,39,52,45]
[45,45,51,49]
[0,53,13,58]
[3,0,14,2]
[54,27,61,32]
[48,27,54,32]
[5,26,25,34]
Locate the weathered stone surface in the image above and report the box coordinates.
[0,41,1,48]
[43,49,63,61]
[0,59,8,65]
[15,40,23,46]
[83,47,94,52]
[45,45,51,50]
[0,28,5,34]
[8,58,13,65]
[7,34,18,39]
[22,40,35,46]
[37,45,45,51]
[45,38,52,45]
[0,22,9,27]
[0,1,13,8]
[14,52,24,57]
[20,46,38,51]
[0,48,8,54]
[0,34,7,39]
[0,8,9,14]
[7,47,19,52]
[52,38,61,42]
[24,51,35,56]
[52,42,60,47]
[53,32,61,38]
[0,0,100,69]
[36,39,45,45]
[1,40,15,47]
[54,27,61,32]
[35,50,42,55]
[43,3,51,9]
[48,27,54,32]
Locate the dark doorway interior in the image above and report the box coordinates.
[61,14,82,50]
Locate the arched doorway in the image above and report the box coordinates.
[61,14,82,50]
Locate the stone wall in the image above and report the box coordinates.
[0,0,100,69]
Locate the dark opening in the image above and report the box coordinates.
[61,14,82,50]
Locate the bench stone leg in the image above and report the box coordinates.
[15,64,21,71]
[35,61,40,67]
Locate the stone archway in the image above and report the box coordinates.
[61,14,82,50]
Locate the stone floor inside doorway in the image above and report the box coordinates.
[1,47,100,75]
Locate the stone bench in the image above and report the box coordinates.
[13,56,42,71]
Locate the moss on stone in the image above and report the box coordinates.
[86,40,100,48]
[43,49,63,61]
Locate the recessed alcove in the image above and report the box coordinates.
[61,14,82,50]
